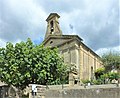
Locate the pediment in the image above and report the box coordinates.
[43,36,72,47]
[43,35,82,47]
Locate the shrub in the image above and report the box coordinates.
[82,79,91,84]
[95,68,105,79]
[92,80,101,85]
[108,72,120,82]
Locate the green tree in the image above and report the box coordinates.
[101,51,120,71]
[0,38,67,97]
[95,68,105,79]
[94,51,120,85]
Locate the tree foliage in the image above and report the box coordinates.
[93,51,120,84]
[95,68,105,79]
[101,52,120,71]
[0,38,67,90]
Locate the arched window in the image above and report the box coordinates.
[91,66,94,80]
[50,20,54,34]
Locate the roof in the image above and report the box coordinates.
[46,13,60,21]
[43,35,83,45]
[80,42,101,59]
[43,34,101,60]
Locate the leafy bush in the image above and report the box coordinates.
[95,68,105,79]
[92,80,102,85]
[82,79,91,84]
[108,72,120,82]
[93,51,120,85]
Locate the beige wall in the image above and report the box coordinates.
[79,44,102,81]
[62,45,79,69]
[58,40,103,82]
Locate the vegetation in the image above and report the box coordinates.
[95,52,120,85]
[81,79,91,84]
[0,38,67,97]
[95,68,105,79]
[82,51,120,85]
[101,51,120,71]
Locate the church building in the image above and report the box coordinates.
[43,13,103,84]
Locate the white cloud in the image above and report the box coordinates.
[0,39,6,48]
[0,0,119,52]
[95,46,120,56]
[58,0,119,50]
[0,0,47,42]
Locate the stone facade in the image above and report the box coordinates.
[43,13,103,84]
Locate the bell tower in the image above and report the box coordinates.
[45,13,62,39]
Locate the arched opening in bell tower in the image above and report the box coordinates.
[50,20,54,34]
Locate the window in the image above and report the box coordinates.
[50,41,53,44]
[50,20,54,33]
[50,20,53,27]
[91,66,94,80]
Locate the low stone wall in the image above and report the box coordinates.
[45,87,120,98]
[28,84,120,98]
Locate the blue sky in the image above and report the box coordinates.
[0,0,119,55]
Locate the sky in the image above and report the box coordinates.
[0,0,120,56]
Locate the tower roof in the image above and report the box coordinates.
[46,13,60,22]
